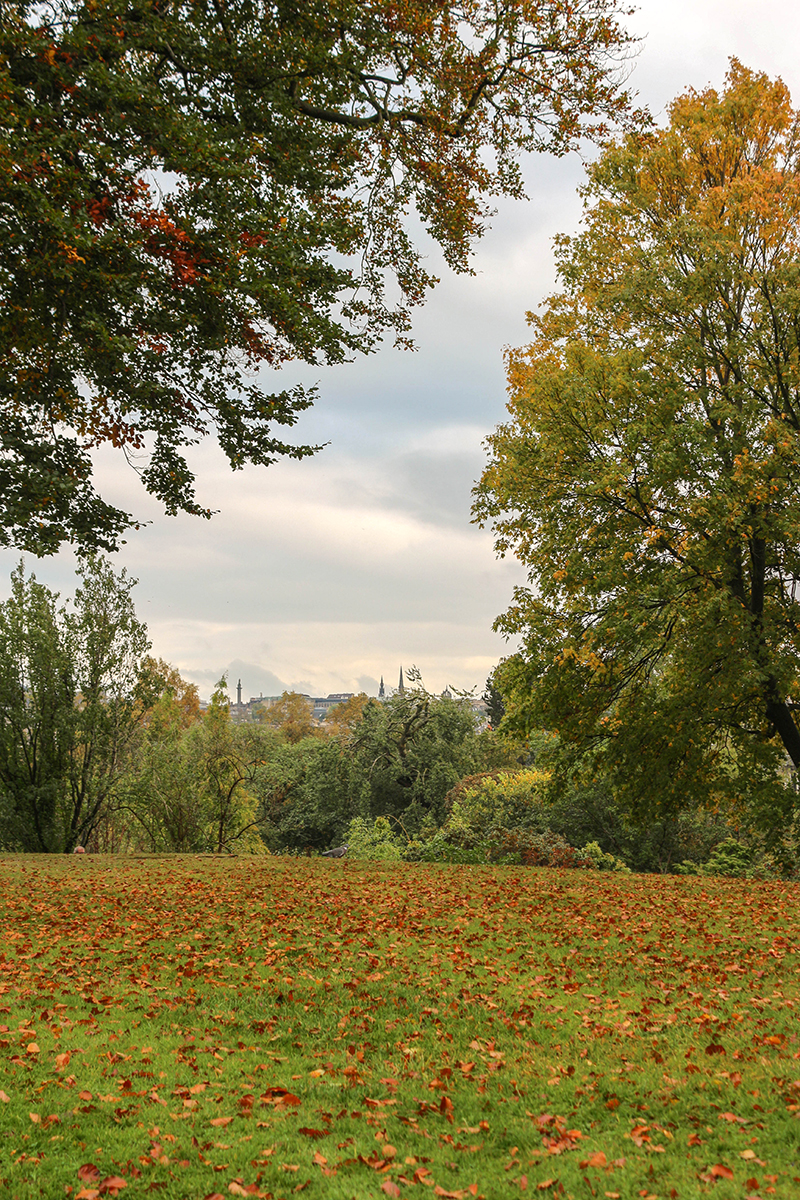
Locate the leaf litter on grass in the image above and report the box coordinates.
[0,855,799,1198]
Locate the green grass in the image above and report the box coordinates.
[0,855,799,1199]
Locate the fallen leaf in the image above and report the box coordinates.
[210,1117,235,1127]
[98,1178,127,1195]
[381,1184,401,1199]
[710,1164,734,1181]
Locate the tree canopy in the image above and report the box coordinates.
[1,0,636,553]
[474,63,800,834]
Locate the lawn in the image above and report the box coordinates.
[0,856,798,1200]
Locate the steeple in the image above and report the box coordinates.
[237,678,242,706]
[398,666,405,694]
[378,675,385,700]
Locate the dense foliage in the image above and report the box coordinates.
[1,0,636,553]
[475,63,800,841]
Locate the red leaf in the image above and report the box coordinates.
[78,1165,101,1183]
[381,1184,401,1198]
[710,1164,734,1180]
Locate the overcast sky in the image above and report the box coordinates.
[4,0,800,701]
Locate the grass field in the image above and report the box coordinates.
[0,856,799,1200]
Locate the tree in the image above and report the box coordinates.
[1,0,637,553]
[0,557,151,851]
[482,672,507,729]
[191,681,270,852]
[322,692,369,737]
[474,63,800,834]
[261,691,318,744]
[142,658,201,730]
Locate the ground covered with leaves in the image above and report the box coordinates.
[0,857,799,1200]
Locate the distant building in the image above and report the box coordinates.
[311,693,354,720]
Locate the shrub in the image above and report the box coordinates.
[345,816,404,862]
[442,768,551,846]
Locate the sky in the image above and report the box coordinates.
[4,0,800,701]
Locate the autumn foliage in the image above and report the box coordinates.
[476,62,800,835]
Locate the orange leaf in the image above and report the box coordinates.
[98,1177,127,1195]
[0,1091,9,1103]
[210,1116,235,1127]
[381,1184,401,1198]
[537,1182,556,1191]
[710,1164,734,1180]
[26,1042,40,1055]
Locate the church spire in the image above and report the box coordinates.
[378,675,385,700]
[237,678,242,706]
[398,666,405,694]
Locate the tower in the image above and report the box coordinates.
[378,676,385,700]
[398,666,405,694]
[237,678,242,706]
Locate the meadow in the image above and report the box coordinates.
[0,857,798,1200]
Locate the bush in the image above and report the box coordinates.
[703,838,754,878]
[442,769,551,846]
[345,816,404,862]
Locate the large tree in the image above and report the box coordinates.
[474,63,800,833]
[0,556,152,851]
[1,0,636,553]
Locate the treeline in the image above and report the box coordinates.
[0,559,790,877]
